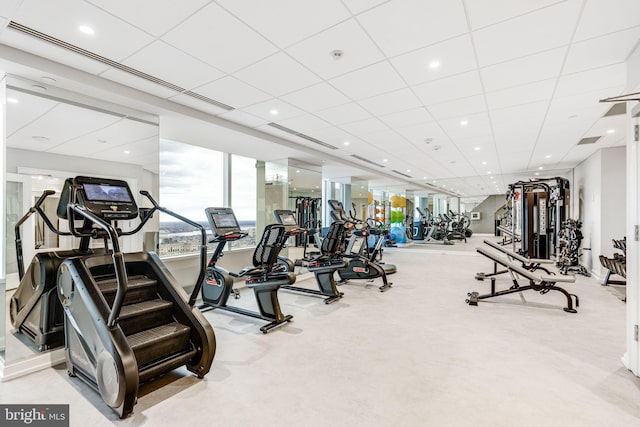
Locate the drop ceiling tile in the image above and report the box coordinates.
[241,99,305,121]
[473,0,581,66]
[485,79,556,110]
[121,40,225,90]
[413,70,483,106]
[391,34,477,86]
[564,26,640,74]
[465,0,565,30]
[555,63,626,98]
[192,76,271,109]
[11,0,154,61]
[280,82,351,112]
[574,0,640,41]
[362,129,407,148]
[329,61,406,100]
[286,19,384,79]
[357,88,422,116]
[396,121,451,146]
[342,0,388,15]
[438,111,492,140]
[235,52,321,97]
[216,0,351,47]
[6,92,58,136]
[491,101,548,130]
[87,0,210,37]
[339,117,389,136]
[480,47,566,92]
[276,114,333,133]
[380,107,434,129]
[315,102,372,125]
[217,110,270,128]
[429,95,486,120]
[100,67,180,98]
[168,93,232,115]
[357,0,467,57]
[163,2,278,73]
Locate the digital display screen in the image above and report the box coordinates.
[211,212,239,229]
[83,183,132,202]
[280,213,297,226]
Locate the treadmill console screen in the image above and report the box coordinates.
[73,176,138,220]
[280,213,297,226]
[206,207,241,235]
[83,183,133,202]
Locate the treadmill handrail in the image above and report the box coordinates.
[67,203,127,328]
[14,189,72,280]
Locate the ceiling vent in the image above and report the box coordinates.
[577,136,601,145]
[350,154,385,168]
[603,103,626,117]
[268,123,338,149]
[7,21,233,111]
[392,169,412,178]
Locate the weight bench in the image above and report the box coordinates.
[468,247,579,313]
[475,239,556,281]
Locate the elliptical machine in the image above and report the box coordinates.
[413,207,453,245]
[196,207,294,333]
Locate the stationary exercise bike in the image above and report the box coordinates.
[196,207,294,333]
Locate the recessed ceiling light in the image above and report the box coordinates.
[7,97,18,103]
[79,25,95,35]
[487,171,491,175]
[270,109,279,115]
[481,161,487,165]
[32,136,49,142]
[315,185,319,188]
[423,176,427,179]
[474,146,480,151]
[433,180,436,184]
[296,169,300,173]
[344,141,350,146]
[442,184,446,187]
[429,60,440,69]
[460,120,468,126]
[607,129,615,134]
[545,154,551,159]
[383,158,388,163]
[407,169,411,173]
[535,172,539,176]
[538,166,544,170]
[123,150,130,154]
[293,187,297,191]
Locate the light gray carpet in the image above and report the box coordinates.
[1,240,639,426]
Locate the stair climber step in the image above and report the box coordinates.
[137,347,198,384]
[97,275,158,306]
[118,299,174,336]
[127,322,192,368]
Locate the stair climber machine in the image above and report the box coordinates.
[327,200,393,292]
[273,209,347,304]
[194,207,294,333]
[413,207,453,245]
[54,176,215,418]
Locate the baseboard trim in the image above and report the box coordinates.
[1,348,65,382]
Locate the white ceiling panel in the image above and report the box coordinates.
[465,0,565,30]
[86,0,210,37]
[357,88,422,116]
[315,102,372,125]
[342,0,389,15]
[216,110,270,128]
[480,47,566,92]
[379,107,434,129]
[574,0,640,41]
[121,40,225,90]
[485,79,556,110]
[162,2,278,73]
[428,95,487,121]
[275,114,332,133]
[99,68,180,98]
[473,0,581,66]
[329,61,406,100]
[280,82,351,112]
[10,0,154,61]
[6,91,57,136]
[241,98,305,121]
[396,122,452,146]
[339,117,389,136]
[413,70,483,106]
[564,26,640,74]
[439,111,493,140]
[391,34,476,86]
[286,19,384,79]
[490,101,549,131]
[357,0,467,57]
[216,0,351,48]
[235,52,321,97]
[555,64,626,98]
[192,76,271,109]
[307,126,362,146]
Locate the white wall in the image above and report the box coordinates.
[573,149,602,275]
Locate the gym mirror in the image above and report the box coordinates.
[2,76,159,374]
